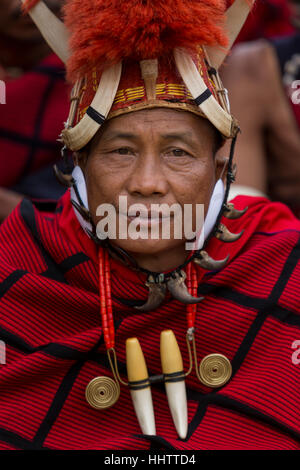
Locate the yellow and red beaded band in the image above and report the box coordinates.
[74,49,220,127]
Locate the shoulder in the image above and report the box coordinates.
[0,190,96,274]
[223,39,278,80]
[206,197,300,317]
[220,39,281,114]
[0,196,65,271]
[229,195,300,234]
[207,196,300,270]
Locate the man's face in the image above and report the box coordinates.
[82,108,224,259]
[0,0,61,41]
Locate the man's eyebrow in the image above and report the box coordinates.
[100,131,137,142]
[100,130,196,145]
[160,132,194,142]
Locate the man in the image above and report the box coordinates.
[0,0,299,450]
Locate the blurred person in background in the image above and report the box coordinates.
[0,0,69,222]
[220,0,300,216]
[236,0,295,42]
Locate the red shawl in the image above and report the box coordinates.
[0,191,299,450]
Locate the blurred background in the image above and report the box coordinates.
[221,0,300,218]
[0,0,69,221]
[0,0,299,222]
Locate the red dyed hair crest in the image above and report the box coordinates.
[63,0,228,81]
[23,0,229,81]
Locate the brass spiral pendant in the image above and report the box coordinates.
[85,376,120,410]
[199,354,232,388]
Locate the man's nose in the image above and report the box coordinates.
[126,151,169,197]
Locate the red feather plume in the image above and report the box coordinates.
[64,0,229,82]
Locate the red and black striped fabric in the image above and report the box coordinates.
[0,54,70,199]
[0,191,299,450]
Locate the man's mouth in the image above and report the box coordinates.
[119,212,174,225]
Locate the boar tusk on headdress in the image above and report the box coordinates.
[174,48,236,138]
[205,0,256,69]
[61,63,122,151]
[21,0,70,63]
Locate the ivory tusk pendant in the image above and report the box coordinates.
[160,330,188,439]
[126,338,156,435]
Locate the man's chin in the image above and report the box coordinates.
[108,238,186,257]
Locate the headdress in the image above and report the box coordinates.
[22,0,253,151]
[21,0,254,438]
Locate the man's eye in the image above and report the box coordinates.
[115,148,132,155]
[169,149,188,157]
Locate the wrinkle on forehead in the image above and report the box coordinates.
[101,108,213,140]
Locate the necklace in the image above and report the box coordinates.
[85,246,232,439]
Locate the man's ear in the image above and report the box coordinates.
[74,150,88,172]
[215,152,229,182]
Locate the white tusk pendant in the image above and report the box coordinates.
[126,338,156,435]
[160,330,188,439]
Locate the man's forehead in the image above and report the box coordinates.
[104,109,210,137]
[100,129,196,143]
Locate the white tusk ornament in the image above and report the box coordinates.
[126,338,156,435]
[160,330,188,439]
[20,1,70,63]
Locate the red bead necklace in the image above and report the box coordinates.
[98,245,199,353]
[87,246,232,421]
[88,244,232,440]
[99,246,115,350]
